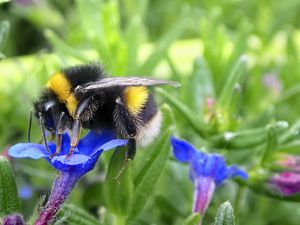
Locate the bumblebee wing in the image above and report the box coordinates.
[79,77,180,92]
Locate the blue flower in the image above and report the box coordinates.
[170,136,247,216]
[9,130,127,177]
[9,130,127,225]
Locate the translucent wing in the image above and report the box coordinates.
[76,77,180,92]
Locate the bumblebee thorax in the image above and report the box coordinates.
[47,72,78,117]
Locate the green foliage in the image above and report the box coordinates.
[0,156,21,217]
[2,0,300,225]
[183,213,201,225]
[127,104,175,224]
[105,147,134,218]
[58,204,101,225]
[0,0,9,4]
[0,20,9,60]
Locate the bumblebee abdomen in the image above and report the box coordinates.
[123,86,149,116]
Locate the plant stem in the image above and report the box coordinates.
[34,172,79,225]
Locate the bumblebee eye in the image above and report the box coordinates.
[45,100,56,111]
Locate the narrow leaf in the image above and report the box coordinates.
[218,55,248,113]
[157,88,206,137]
[0,21,10,50]
[0,52,5,61]
[209,121,288,149]
[261,127,277,164]
[125,16,143,73]
[105,147,133,217]
[0,156,21,216]
[127,105,175,223]
[44,29,86,61]
[58,204,101,225]
[139,16,187,74]
[212,201,235,225]
[183,213,201,225]
[189,56,215,112]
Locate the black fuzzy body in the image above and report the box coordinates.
[34,64,159,140]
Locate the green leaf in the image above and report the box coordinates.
[212,201,235,225]
[75,0,111,66]
[139,15,187,74]
[57,204,101,225]
[157,88,206,137]
[105,147,134,218]
[124,16,143,74]
[0,21,10,51]
[279,119,300,143]
[127,104,175,223]
[44,29,86,61]
[0,156,21,216]
[209,121,288,150]
[0,52,5,61]
[190,56,215,112]
[218,55,248,109]
[261,127,278,164]
[183,213,201,225]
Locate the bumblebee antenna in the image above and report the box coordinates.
[38,112,51,153]
[27,110,33,142]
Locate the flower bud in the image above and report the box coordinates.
[269,172,300,196]
[3,214,25,225]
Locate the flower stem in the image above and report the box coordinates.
[35,172,79,225]
[193,177,216,216]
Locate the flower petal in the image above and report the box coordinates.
[9,143,51,159]
[226,165,248,180]
[91,139,128,156]
[193,177,216,215]
[171,136,198,163]
[51,154,91,165]
[78,130,116,155]
[59,133,71,155]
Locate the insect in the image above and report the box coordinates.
[30,63,180,161]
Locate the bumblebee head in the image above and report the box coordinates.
[33,90,71,132]
[33,93,56,132]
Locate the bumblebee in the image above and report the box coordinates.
[31,63,179,160]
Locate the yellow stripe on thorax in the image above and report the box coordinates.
[124,86,149,115]
[47,72,78,117]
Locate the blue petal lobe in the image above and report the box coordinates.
[51,154,91,165]
[91,139,128,156]
[9,143,51,159]
[171,136,198,163]
[78,130,116,155]
[226,165,248,180]
[59,133,71,155]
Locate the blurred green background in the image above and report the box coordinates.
[1,0,300,224]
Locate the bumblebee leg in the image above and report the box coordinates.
[27,110,33,142]
[114,98,137,159]
[114,139,136,180]
[114,99,138,179]
[67,98,90,158]
[115,98,137,138]
[126,138,136,160]
[67,118,81,158]
[38,113,51,153]
[50,112,65,158]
